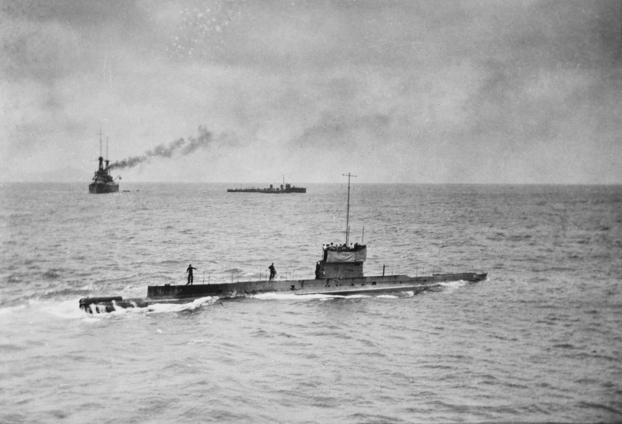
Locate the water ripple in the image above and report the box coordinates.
[0,183,621,423]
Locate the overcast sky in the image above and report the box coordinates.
[1,0,621,183]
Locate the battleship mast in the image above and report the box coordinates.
[105,137,110,169]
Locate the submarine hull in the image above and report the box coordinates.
[79,272,487,313]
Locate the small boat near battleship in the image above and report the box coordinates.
[79,173,486,313]
[88,131,119,194]
[227,178,306,193]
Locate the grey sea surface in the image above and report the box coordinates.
[1,183,621,423]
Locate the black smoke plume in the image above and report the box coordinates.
[108,126,212,170]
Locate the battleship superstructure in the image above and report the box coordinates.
[88,132,119,194]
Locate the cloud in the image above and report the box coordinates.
[1,0,621,183]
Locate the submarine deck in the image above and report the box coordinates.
[79,272,487,313]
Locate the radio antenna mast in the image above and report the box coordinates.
[342,172,357,245]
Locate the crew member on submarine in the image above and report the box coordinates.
[186,264,197,285]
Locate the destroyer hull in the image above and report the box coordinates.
[79,272,487,313]
[226,188,306,193]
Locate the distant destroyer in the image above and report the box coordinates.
[227,178,306,193]
[80,173,486,313]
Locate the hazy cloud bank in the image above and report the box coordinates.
[1,0,621,183]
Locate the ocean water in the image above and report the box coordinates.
[1,182,621,423]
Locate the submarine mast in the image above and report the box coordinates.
[343,172,357,245]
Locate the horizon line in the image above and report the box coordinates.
[1,180,621,187]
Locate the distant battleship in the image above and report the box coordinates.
[227,178,306,193]
[79,173,487,313]
[88,131,119,194]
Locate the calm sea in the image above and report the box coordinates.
[1,182,621,423]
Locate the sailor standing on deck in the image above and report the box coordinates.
[186,264,197,285]
[268,263,277,281]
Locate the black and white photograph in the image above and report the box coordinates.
[1,0,621,422]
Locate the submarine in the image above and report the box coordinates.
[79,173,487,313]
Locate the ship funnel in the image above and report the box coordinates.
[98,156,104,171]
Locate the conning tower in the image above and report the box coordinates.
[316,243,367,279]
[315,172,366,279]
